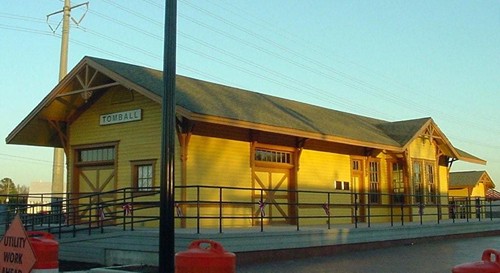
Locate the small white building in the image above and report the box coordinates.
[28,181,52,213]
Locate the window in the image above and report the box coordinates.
[78,146,115,164]
[132,160,156,191]
[413,160,437,204]
[335,181,350,191]
[352,160,360,171]
[391,162,405,204]
[368,161,380,203]
[425,163,436,203]
[412,161,423,203]
[255,149,291,164]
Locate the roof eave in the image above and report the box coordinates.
[177,107,403,152]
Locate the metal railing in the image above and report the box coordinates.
[0,186,498,237]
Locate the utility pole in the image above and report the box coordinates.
[160,0,177,272]
[47,0,88,198]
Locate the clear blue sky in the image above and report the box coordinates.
[1,1,499,187]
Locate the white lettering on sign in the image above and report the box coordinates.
[100,109,142,125]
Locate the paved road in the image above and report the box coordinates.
[238,235,500,273]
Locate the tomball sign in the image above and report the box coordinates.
[100,109,142,126]
[0,215,36,273]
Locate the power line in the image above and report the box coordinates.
[0,153,55,166]
[179,1,500,135]
[2,3,497,154]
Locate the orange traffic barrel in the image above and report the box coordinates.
[28,231,59,273]
[175,239,236,273]
[452,249,500,273]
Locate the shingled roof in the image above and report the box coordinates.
[449,171,494,188]
[6,56,486,165]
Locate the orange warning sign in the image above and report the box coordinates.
[0,214,36,273]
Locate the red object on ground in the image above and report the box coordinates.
[452,249,500,273]
[175,239,236,273]
[28,231,59,273]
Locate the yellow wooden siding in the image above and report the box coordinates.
[449,188,470,198]
[471,183,486,198]
[298,150,351,225]
[186,135,251,187]
[298,149,350,191]
[182,135,252,228]
[408,137,436,161]
[438,165,449,195]
[438,165,451,219]
[69,87,162,190]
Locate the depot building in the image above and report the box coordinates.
[6,56,486,228]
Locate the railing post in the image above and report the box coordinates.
[354,193,358,228]
[196,186,200,234]
[123,190,126,231]
[437,197,440,224]
[72,204,77,237]
[466,197,470,222]
[295,190,299,231]
[476,197,481,221]
[367,198,371,228]
[400,201,404,226]
[419,202,423,225]
[327,192,331,230]
[390,195,394,227]
[489,199,493,221]
[260,189,264,232]
[451,197,456,223]
[88,196,92,235]
[99,195,104,234]
[130,193,135,231]
[219,187,223,234]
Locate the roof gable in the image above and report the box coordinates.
[376,118,431,146]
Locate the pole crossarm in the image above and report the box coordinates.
[46,2,89,33]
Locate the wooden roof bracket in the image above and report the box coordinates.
[47,120,68,154]
[295,137,308,171]
[175,117,194,162]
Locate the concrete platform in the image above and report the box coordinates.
[57,219,500,267]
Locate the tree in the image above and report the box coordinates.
[1,177,18,203]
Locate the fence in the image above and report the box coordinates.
[0,186,498,237]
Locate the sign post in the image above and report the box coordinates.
[0,214,36,273]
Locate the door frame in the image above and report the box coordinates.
[251,143,298,225]
[351,157,365,223]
